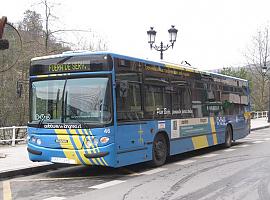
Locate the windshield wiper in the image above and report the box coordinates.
[38,117,45,128]
[61,79,68,123]
[56,88,60,117]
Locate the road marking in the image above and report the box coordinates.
[197,153,219,158]
[42,197,66,200]
[89,180,126,189]
[236,144,250,148]
[139,168,167,175]
[3,181,12,200]
[175,160,196,165]
[252,141,264,144]
[223,149,236,152]
[264,138,270,141]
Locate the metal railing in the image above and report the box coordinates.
[0,126,27,146]
[251,111,268,119]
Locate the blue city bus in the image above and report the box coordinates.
[27,51,251,167]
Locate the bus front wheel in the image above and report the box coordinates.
[150,133,167,167]
[224,126,232,148]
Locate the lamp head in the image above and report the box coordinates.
[147,27,156,48]
[168,25,178,47]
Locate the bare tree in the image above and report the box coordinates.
[40,0,108,53]
[245,27,270,110]
[0,2,108,126]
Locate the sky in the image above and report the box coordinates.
[2,0,270,70]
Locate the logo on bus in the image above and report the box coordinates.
[55,139,69,143]
[104,128,111,134]
[216,117,226,126]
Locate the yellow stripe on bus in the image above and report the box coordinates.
[210,117,218,145]
[165,64,195,72]
[81,129,101,165]
[36,75,49,78]
[55,129,80,164]
[78,129,98,165]
[88,129,108,166]
[69,129,91,165]
[192,135,209,150]
[90,135,105,166]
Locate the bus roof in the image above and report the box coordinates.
[31,51,248,82]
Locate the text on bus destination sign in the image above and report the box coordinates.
[48,63,90,72]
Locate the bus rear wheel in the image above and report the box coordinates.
[150,133,167,167]
[224,126,232,148]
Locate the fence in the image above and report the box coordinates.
[251,111,268,119]
[0,126,27,147]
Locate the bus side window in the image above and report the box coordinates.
[144,85,164,119]
[172,87,192,119]
[181,88,192,118]
[192,89,206,118]
[116,81,143,122]
[172,87,181,119]
[192,82,223,118]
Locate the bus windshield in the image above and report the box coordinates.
[31,77,112,125]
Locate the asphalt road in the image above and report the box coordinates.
[2,128,270,200]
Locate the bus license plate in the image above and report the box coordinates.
[51,157,76,164]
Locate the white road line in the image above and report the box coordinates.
[249,138,264,140]
[236,144,250,148]
[42,197,66,200]
[223,149,236,152]
[175,160,196,165]
[197,153,219,158]
[140,168,167,175]
[89,180,126,189]
[3,181,12,200]
[264,138,270,141]
[252,141,264,144]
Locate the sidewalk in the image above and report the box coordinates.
[0,118,269,179]
[250,117,270,130]
[0,145,56,179]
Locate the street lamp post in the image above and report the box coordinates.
[262,64,270,122]
[147,25,178,60]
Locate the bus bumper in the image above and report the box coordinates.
[27,143,115,167]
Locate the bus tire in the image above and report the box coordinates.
[150,133,167,167]
[224,125,232,148]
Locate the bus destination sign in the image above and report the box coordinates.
[48,63,90,73]
[30,54,113,76]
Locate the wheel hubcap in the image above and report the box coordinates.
[226,129,231,144]
[154,140,166,160]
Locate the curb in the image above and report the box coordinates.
[0,163,69,180]
[251,125,270,131]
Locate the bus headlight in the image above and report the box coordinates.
[100,137,109,144]
[85,137,99,148]
[92,138,99,146]
[31,136,36,143]
[85,140,93,148]
[36,138,42,145]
